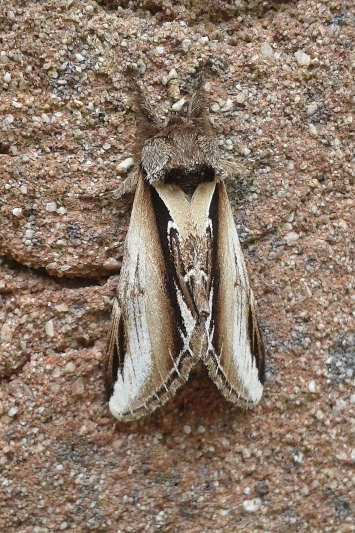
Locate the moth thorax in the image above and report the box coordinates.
[164,165,215,196]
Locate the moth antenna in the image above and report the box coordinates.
[126,67,162,133]
[187,72,208,119]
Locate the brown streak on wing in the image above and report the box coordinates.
[248,303,265,384]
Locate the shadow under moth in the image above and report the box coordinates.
[104,74,265,421]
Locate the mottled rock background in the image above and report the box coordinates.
[1,1,355,532]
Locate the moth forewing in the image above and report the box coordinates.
[105,176,200,421]
[203,182,265,408]
[104,74,265,421]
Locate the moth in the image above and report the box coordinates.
[104,74,265,421]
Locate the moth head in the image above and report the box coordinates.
[130,73,222,189]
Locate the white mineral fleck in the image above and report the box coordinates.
[284,232,299,245]
[332,399,346,416]
[102,143,111,150]
[57,207,66,215]
[156,46,165,55]
[171,98,186,111]
[336,452,347,462]
[307,102,318,115]
[183,425,191,435]
[242,498,261,513]
[181,39,191,53]
[46,202,57,212]
[316,410,324,420]
[64,361,76,373]
[137,59,146,74]
[117,157,134,172]
[309,124,318,136]
[211,103,220,113]
[3,72,11,82]
[12,207,23,217]
[261,42,273,57]
[294,50,311,66]
[11,100,22,109]
[350,450,355,463]
[236,93,246,104]
[75,53,85,62]
[308,380,316,393]
[45,319,54,337]
[293,451,304,464]
[3,115,14,126]
[168,68,178,80]
[242,448,251,459]
[20,185,27,195]
[55,303,69,312]
[52,368,61,378]
[1,324,13,342]
[222,99,233,112]
[71,378,85,396]
[8,406,18,417]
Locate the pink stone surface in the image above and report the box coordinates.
[1,1,354,532]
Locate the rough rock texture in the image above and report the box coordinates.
[1,1,355,532]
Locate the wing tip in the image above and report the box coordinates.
[108,353,199,421]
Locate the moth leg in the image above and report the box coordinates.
[219,160,248,180]
[72,172,138,201]
[110,171,139,199]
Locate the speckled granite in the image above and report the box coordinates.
[0,1,354,531]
